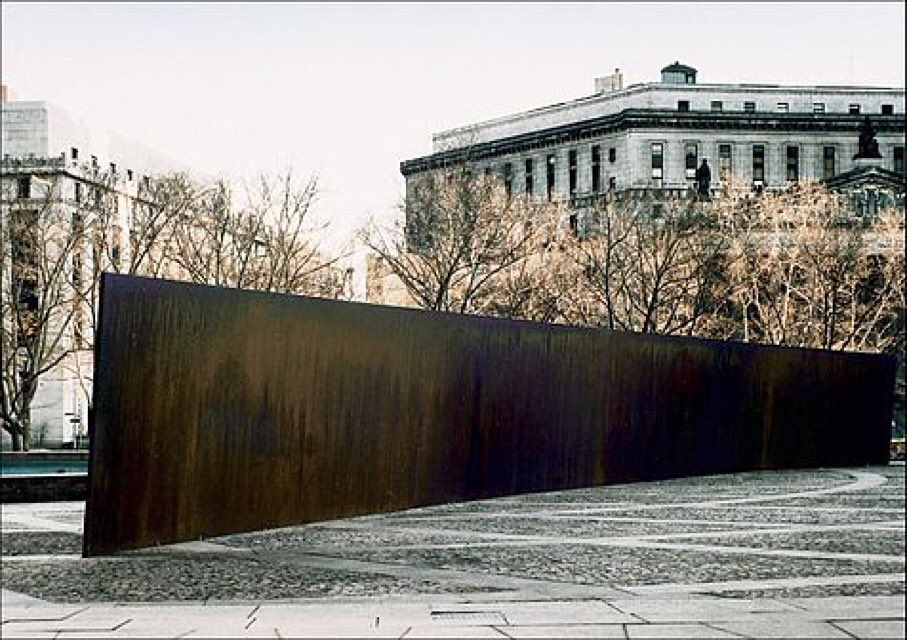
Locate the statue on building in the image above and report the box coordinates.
[695,158,711,200]
[854,117,882,160]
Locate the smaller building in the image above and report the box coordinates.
[1,88,180,449]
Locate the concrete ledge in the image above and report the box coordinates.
[1,452,89,462]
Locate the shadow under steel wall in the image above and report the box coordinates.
[83,274,896,557]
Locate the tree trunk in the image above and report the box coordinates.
[11,430,23,452]
[21,414,31,452]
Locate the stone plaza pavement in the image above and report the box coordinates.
[1,465,904,638]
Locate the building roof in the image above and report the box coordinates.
[661,61,697,74]
[404,109,906,176]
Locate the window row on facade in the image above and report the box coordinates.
[648,142,904,186]
[677,101,897,115]
[477,143,905,199]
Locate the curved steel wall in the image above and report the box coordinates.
[84,274,895,556]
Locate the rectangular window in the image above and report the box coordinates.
[849,104,861,114]
[813,103,825,114]
[609,176,616,191]
[609,147,616,163]
[651,143,664,179]
[882,104,894,115]
[823,146,836,180]
[591,145,601,193]
[786,145,799,182]
[744,101,756,113]
[484,166,492,176]
[568,149,578,195]
[719,144,732,182]
[711,100,723,112]
[503,162,513,197]
[524,158,533,196]
[777,102,789,113]
[74,182,82,203]
[685,143,698,180]
[678,100,690,112]
[895,146,905,176]
[17,176,31,199]
[752,145,765,184]
[546,154,556,200]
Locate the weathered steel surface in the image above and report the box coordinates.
[84,274,896,556]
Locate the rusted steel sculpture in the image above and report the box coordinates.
[84,274,895,556]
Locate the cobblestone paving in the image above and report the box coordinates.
[707,581,906,599]
[673,528,905,556]
[343,542,904,585]
[0,532,82,556]
[1,466,904,638]
[0,554,502,602]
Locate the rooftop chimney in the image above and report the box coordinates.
[595,68,623,94]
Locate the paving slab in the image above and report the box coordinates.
[502,623,627,638]
[624,623,743,638]
[1,603,88,623]
[781,594,907,620]
[711,618,854,638]
[607,597,798,623]
[833,619,907,639]
[499,600,638,625]
[402,625,511,638]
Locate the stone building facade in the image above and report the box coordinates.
[401,62,905,231]
[1,89,178,449]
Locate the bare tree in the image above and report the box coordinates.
[64,171,196,424]
[3,165,350,450]
[564,193,730,335]
[1,175,88,450]
[170,170,351,298]
[363,170,565,318]
[716,181,904,352]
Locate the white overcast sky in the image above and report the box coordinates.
[3,2,905,249]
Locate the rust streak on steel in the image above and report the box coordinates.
[83,274,896,557]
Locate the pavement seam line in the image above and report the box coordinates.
[826,619,861,639]
[701,621,750,638]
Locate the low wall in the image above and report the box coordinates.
[84,274,896,556]
[1,475,88,503]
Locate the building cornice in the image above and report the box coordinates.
[432,82,905,146]
[403,110,907,176]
